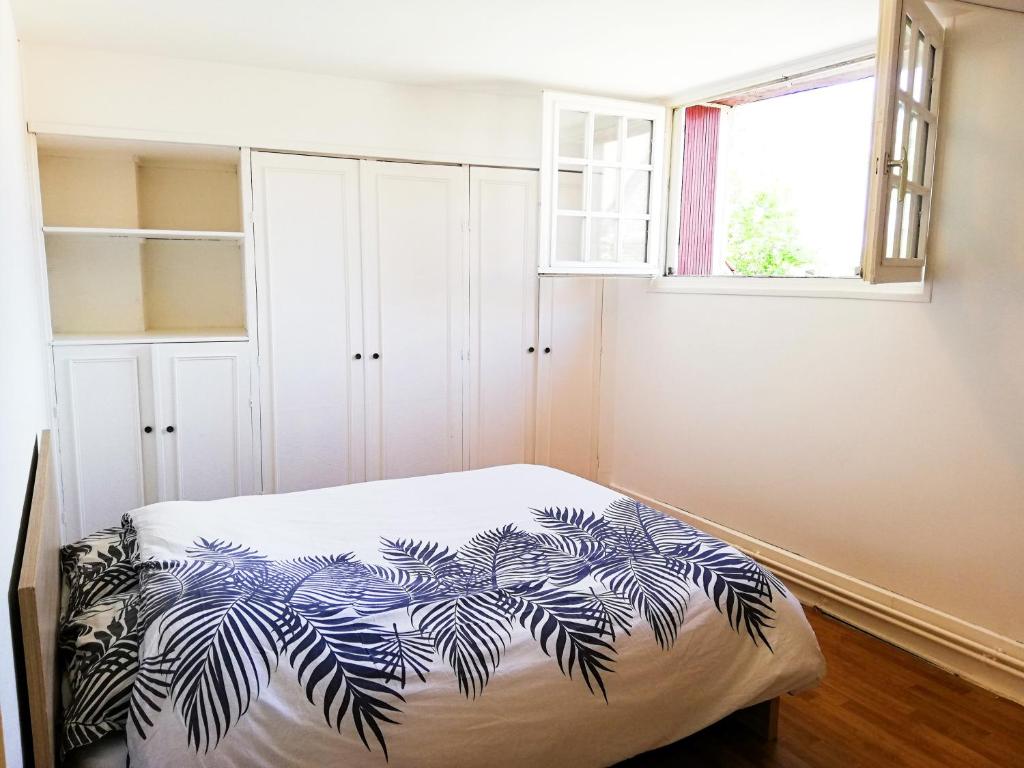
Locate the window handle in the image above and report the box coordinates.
[886,146,908,199]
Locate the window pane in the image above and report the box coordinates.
[899,17,913,92]
[705,77,873,277]
[891,102,906,171]
[588,218,618,262]
[624,119,653,164]
[912,31,928,103]
[927,45,938,110]
[558,110,587,158]
[557,165,584,210]
[590,167,619,213]
[912,120,930,185]
[593,114,621,162]
[622,170,650,215]
[555,215,584,261]
[621,220,648,263]
[884,185,899,259]
[899,192,922,260]
[907,117,920,184]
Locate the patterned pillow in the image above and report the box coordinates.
[59,591,140,753]
[60,525,138,618]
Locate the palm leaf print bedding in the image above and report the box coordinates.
[125,465,825,768]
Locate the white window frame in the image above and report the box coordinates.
[656,0,946,299]
[862,0,945,284]
[539,90,667,276]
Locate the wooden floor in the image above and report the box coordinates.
[622,609,1024,768]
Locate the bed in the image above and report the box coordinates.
[20,434,825,767]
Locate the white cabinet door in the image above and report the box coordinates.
[468,167,539,469]
[252,152,365,493]
[361,160,468,480]
[153,342,256,502]
[535,277,604,479]
[53,345,156,539]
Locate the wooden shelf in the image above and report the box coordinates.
[43,226,245,241]
[51,328,249,346]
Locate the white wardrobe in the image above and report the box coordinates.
[252,152,603,493]
[53,342,257,534]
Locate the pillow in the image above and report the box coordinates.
[59,591,140,753]
[60,525,138,618]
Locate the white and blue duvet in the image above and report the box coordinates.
[124,465,825,767]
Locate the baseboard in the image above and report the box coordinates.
[612,483,1024,707]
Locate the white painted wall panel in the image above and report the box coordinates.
[20,44,540,168]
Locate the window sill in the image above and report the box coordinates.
[647,275,931,302]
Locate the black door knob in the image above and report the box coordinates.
[354,353,362,360]
[527,346,535,353]
[165,426,175,433]
[372,353,380,360]
[543,347,551,354]
[143,426,153,434]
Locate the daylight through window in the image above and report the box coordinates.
[673,65,876,279]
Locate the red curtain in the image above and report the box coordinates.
[678,106,720,276]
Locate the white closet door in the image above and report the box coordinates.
[153,342,255,502]
[361,160,468,480]
[53,345,156,539]
[468,167,539,469]
[535,277,604,479]
[252,152,365,493]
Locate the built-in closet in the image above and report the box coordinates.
[37,138,603,541]
[37,137,259,539]
[251,151,603,493]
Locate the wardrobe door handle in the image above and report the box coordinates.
[527,346,535,353]
[543,347,551,354]
[354,353,362,360]
[165,426,175,434]
[143,426,153,434]
[372,353,380,360]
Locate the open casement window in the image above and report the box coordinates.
[539,91,666,276]
[863,0,945,284]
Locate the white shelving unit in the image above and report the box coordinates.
[36,136,263,538]
[37,136,251,341]
[43,226,245,241]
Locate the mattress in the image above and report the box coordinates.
[122,464,825,767]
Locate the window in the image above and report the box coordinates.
[671,63,875,279]
[539,92,666,275]
[863,0,944,283]
[664,0,945,287]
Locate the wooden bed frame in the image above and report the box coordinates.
[17,431,60,768]
[13,430,777,768]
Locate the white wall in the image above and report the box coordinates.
[600,5,1024,645]
[0,0,49,764]
[19,44,541,167]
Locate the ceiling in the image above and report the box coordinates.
[12,0,880,100]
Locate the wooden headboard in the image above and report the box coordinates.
[17,430,60,768]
